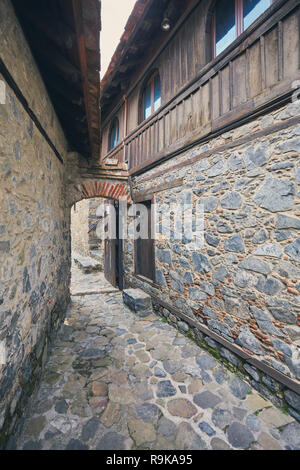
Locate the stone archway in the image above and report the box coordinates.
[72,179,131,206]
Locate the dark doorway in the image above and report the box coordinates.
[104,200,123,290]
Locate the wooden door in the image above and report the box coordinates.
[135,199,155,281]
[104,200,117,287]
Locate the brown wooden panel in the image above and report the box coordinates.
[104,200,116,287]
[184,95,193,136]
[247,40,262,98]
[158,116,164,151]
[232,53,247,108]
[191,88,201,132]
[201,82,210,125]
[221,65,230,113]
[211,74,220,120]
[283,12,300,78]
[170,106,177,144]
[134,200,155,282]
[265,26,279,87]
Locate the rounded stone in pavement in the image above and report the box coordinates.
[66,439,89,450]
[157,380,177,398]
[281,422,300,450]
[175,422,207,450]
[158,417,177,438]
[167,399,197,419]
[128,419,156,447]
[193,391,222,409]
[210,437,231,450]
[198,421,216,436]
[96,432,126,450]
[227,422,255,449]
[212,408,234,430]
[229,378,252,399]
[154,367,166,378]
[136,403,161,422]
[196,354,217,370]
[81,417,100,442]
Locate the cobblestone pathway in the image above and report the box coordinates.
[16,266,300,450]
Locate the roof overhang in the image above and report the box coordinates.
[12,0,101,161]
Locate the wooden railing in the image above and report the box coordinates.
[103,0,300,175]
[102,142,124,164]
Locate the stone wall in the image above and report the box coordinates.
[0,0,71,448]
[125,101,300,418]
[71,200,90,257]
[71,198,105,268]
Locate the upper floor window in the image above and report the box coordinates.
[212,0,272,58]
[141,71,161,122]
[108,117,119,151]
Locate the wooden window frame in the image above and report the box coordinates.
[141,70,161,123]
[212,0,274,58]
[108,117,119,151]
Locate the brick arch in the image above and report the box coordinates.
[72,179,131,205]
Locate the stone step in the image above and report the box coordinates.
[122,288,153,318]
[73,252,102,273]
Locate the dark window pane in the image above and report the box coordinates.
[243,0,271,30]
[144,83,152,120]
[154,74,161,111]
[110,119,119,149]
[215,0,236,56]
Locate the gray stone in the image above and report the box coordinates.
[196,354,217,370]
[277,214,300,229]
[163,360,182,374]
[202,306,218,320]
[207,319,234,342]
[271,338,292,357]
[284,238,300,262]
[268,304,296,325]
[284,390,300,412]
[169,271,184,294]
[66,439,89,450]
[277,137,300,154]
[192,252,211,274]
[253,177,295,212]
[221,192,242,210]
[158,417,177,437]
[175,422,207,450]
[212,408,234,430]
[252,229,268,244]
[239,257,271,275]
[227,422,255,449]
[156,270,166,286]
[224,233,245,253]
[136,403,161,422]
[229,153,243,171]
[198,421,216,436]
[255,276,284,296]
[220,347,239,366]
[281,422,300,450]
[193,391,222,409]
[217,221,233,233]
[183,272,193,285]
[157,249,172,265]
[200,282,215,296]
[156,380,177,398]
[204,233,220,247]
[189,288,207,301]
[198,197,218,213]
[236,326,263,354]
[246,414,261,432]
[211,437,231,450]
[213,266,229,282]
[122,289,153,317]
[229,378,251,399]
[207,159,227,177]
[213,367,228,385]
[81,418,100,442]
[243,142,269,170]
[96,432,125,450]
[253,243,283,258]
[243,364,260,382]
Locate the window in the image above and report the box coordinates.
[108,117,119,151]
[141,71,161,122]
[212,0,272,58]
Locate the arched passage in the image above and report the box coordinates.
[71,179,131,206]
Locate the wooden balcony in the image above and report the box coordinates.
[102,0,300,176]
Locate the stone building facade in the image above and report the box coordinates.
[0,0,127,448]
[100,0,300,419]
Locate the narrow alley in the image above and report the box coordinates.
[15,265,299,451]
